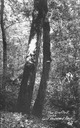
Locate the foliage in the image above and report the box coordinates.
[50,72,79,113]
[44,0,80,122]
[0,0,80,127]
[0,112,48,128]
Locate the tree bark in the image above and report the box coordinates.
[1,0,7,90]
[17,0,43,114]
[32,0,51,118]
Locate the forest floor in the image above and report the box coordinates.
[0,111,49,128]
[0,77,80,128]
[0,111,79,128]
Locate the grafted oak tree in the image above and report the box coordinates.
[17,0,44,114]
[32,0,51,118]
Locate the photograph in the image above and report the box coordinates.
[0,0,80,127]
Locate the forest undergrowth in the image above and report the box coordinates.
[0,110,79,128]
[0,78,80,128]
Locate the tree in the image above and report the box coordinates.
[17,0,44,114]
[46,0,80,120]
[32,0,51,118]
[1,0,7,90]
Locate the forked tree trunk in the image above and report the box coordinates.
[1,0,7,90]
[17,0,43,114]
[25,32,41,114]
[32,0,51,118]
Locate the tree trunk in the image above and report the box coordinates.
[32,0,51,118]
[1,0,7,90]
[17,0,43,114]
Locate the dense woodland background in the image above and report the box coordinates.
[0,0,80,128]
